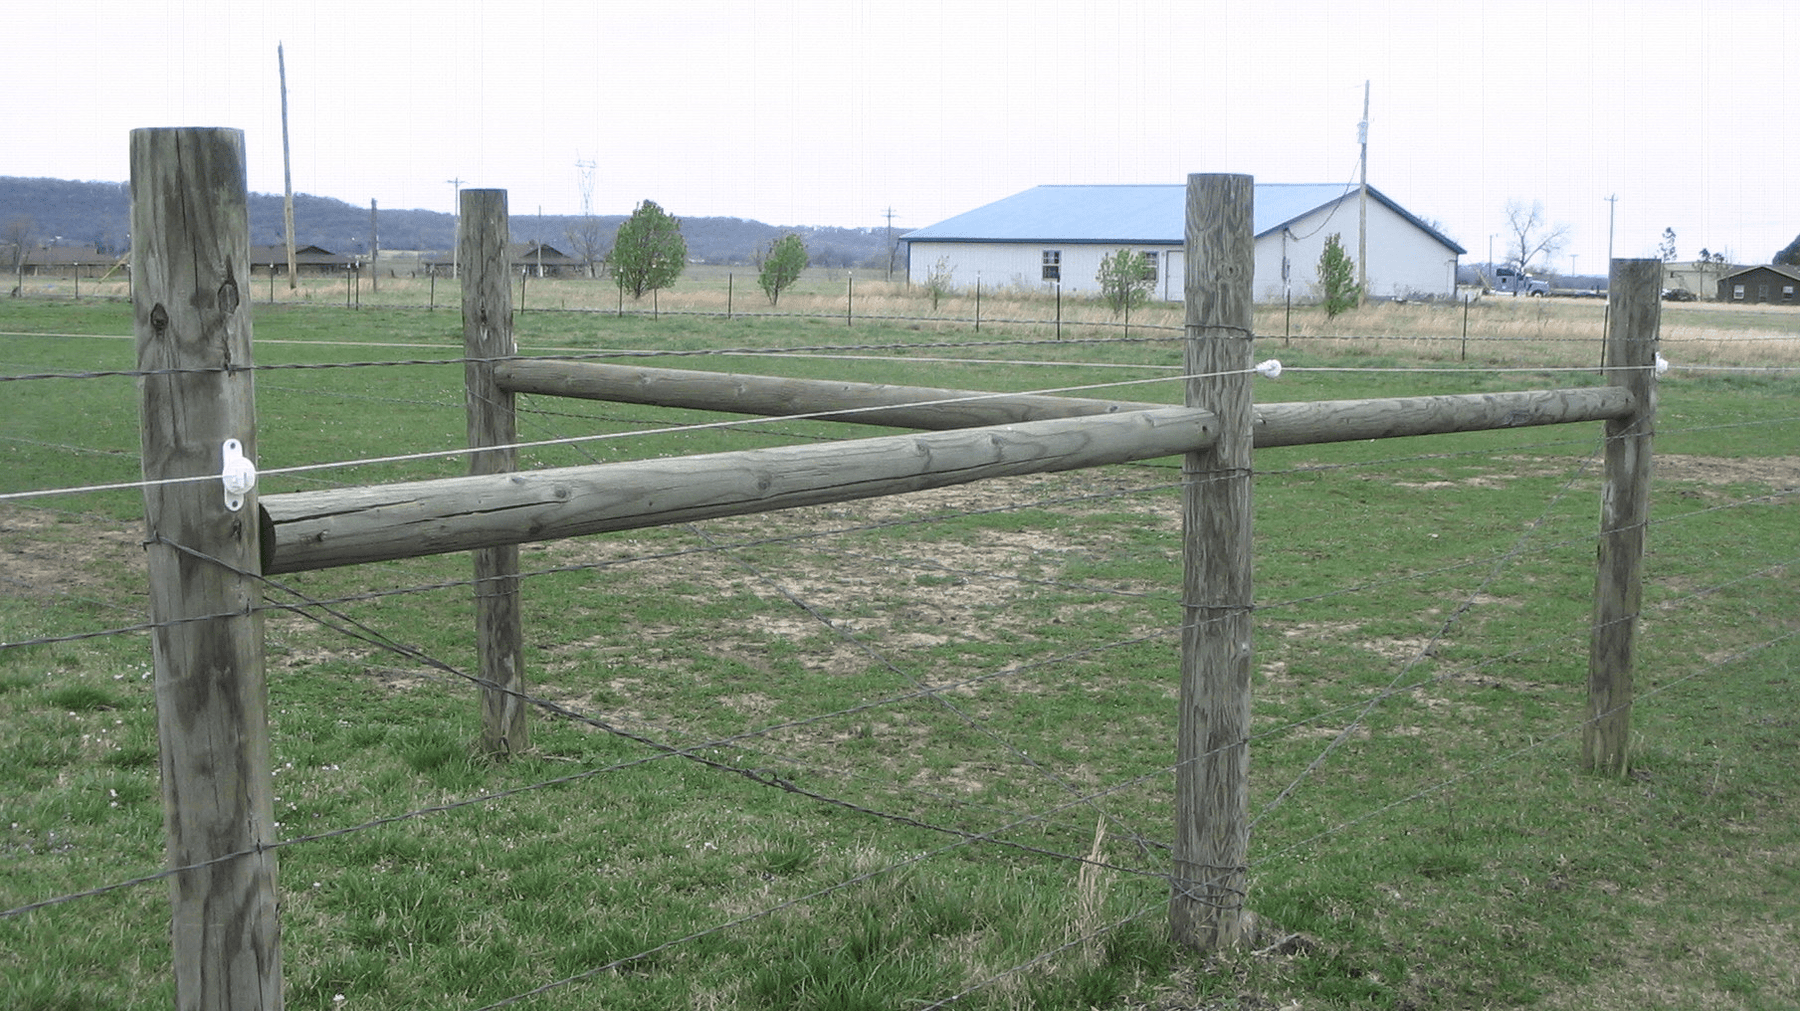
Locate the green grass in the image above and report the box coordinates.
[2,295,1797,1009]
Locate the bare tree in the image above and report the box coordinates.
[1502,200,1571,273]
[5,216,33,297]
[565,218,607,279]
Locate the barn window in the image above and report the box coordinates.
[1141,251,1158,284]
[1784,285,1795,301]
[1041,249,1061,281]
[1733,284,1745,300]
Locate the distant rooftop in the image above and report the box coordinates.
[903,183,1465,254]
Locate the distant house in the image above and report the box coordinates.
[249,244,355,276]
[422,241,583,278]
[15,245,124,279]
[514,241,581,277]
[901,183,1466,302]
[1717,264,1800,304]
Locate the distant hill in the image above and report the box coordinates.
[0,176,893,268]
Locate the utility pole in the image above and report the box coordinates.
[1605,194,1618,268]
[278,44,297,290]
[1357,80,1369,307]
[369,198,378,293]
[447,177,465,279]
[883,206,898,280]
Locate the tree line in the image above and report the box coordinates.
[0,176,893,267]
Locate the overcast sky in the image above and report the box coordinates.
[3,0,1794,269]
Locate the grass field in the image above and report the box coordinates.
[2,291,1797,1010]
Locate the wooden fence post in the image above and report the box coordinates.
[1584,258,1660,774]
[1172,173,1255,949]
[462,189,529,757]
[132,127,282,1010]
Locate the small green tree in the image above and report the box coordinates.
[923,256,954,311]
[608,199,687,299]
[1317,233,1361,317]
[757,233,808,306]
[1096,248,1153,317]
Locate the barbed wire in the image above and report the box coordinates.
[1252,627,1799,872]
[4,307,1793,1006]
[464,617,1798,1009]
[0,364,1243,503]
[1254,432,1605,825]
[5,432,1785,659]
[5,503,1791,1010]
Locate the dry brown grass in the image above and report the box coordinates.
[32,265,1796,370]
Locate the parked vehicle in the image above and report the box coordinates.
[1487,266,1550,296]
[1663,288,1697,302]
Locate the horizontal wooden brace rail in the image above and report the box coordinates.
[495,360,1636,447]
[260,406,1218,573]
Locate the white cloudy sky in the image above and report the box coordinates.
[3,0,1794,268]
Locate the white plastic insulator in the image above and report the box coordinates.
[1654,352,1670,376]
[1255,359,1283,379]
[221,439,257,512]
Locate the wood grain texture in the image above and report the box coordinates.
[1172,174,1255,950]
[132,127,282,1011]
[496,359,1634,445]
[495,359,1151,429]
[460,189,529,757]
[1584,259,1660,774]
[259,408,1219,573]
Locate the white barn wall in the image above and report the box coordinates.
[1235,198,1458,302]
[908,197,1460,303]
[907,242,1182,298]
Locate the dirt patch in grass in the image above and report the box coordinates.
[1655,453,1800,491]
[0,508,142,600]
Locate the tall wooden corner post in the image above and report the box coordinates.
[1173,174,1255,949]
[1584,258,1660,775]
[461,189,529,756]
[133,128,283,1010]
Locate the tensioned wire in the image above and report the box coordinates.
[6,412,1784,656]
[0,364,1257,503]
[1253,428,1608,827]
[0,350,1682,504]
[915,627,1800,1010]
[508,389,1172,862]
[3,327,1785,957]
[15,540,1788,923]
[7,420,1770,652]
[462,609,1800,1007]
[9,464,1784,659]
[12,541,1792,1011]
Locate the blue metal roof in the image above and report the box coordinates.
[903,183,1465,254]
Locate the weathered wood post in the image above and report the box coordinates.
[462,189,529,757]
[1172,173,1255,949]
[132,127,283,1010]
[1584,258,1660,774]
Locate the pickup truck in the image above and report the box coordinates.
[1487,266,1550,296]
